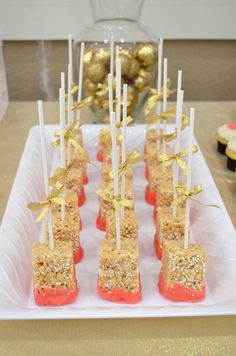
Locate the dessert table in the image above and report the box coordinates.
[0,101,236,354]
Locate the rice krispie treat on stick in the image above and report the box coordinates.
[145,164,173,205]
[66,166,86,206]
[97,127,112,161]
[97,239,141,303]
[154,206,185,259]
[106,209,138,240]
[47,212,83,264]
[158,240,206,302]
[144,128,158,154]
[70,144,89,185]
[96,180,134,231]
[32,241,78,306]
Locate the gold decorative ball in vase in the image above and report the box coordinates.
[74,0,158,123]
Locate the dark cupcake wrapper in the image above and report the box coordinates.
[227,156,236,172]
[217,141,227,155]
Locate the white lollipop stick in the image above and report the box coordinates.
[108,74,113,121]
[61,72,65,94]
[67,65,73,126]
[77,42,85,122]
[177,70,182,100]
[67,64,73,163]
[162,57,168,154]
[156,38,163,150]
[121,84,128,219]
[110,35,114,78]
[172,89,184,218]
[109,35,114,112]
[110,111,121,249]
[59,87,66,222]
[37,100,54,250]
[115,46,121,124]
[68,34,73,81]
[38,101,49,196]
[184,108,195,249]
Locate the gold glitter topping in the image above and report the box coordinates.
[46,212,81,253]
[52,190,78,216]
[98,127,112,154]
[148,164,173,191]
[98,239,139,293]
[106,210,139,240]
[32,241,76,290]
[66,166,84,192]
[156,206,185,247]
[161,240,207,291]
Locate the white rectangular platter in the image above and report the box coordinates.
[0,124,236,320]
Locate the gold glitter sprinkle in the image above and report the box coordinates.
[32,241,76,290]
[156,206,185,247]
[98,239,140,293]
[161,240,207,291]
[46,212,81,253]
[106,210,139,240]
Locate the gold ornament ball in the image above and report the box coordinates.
[134,75,146,91]
[83,49,93,67]
[84,78,98,95]
[134,68,152,91]
[94,48,110,66]
[126,58,140,79]
[135,43,158,67]
[84,61,107,83]
[139,68,152,83]
[119,50,132,76]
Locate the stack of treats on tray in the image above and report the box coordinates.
[29,37,90,306]
[96,57,142,303]
[143,50,207,302]
[27,35,209,308]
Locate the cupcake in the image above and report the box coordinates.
[226,139,236,172]
[216,123,236,155]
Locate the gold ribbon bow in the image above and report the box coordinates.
[109,149,144,179]
[173,185,203,206]
[173,185,221,209]
[71,96,93,111]
[27,186,65,222]
[49,159,81,186]
[147,107,176,126]
[65,83,79,100]
[144,79,176,115]
[118,149,144,176]
[156,145,198,175]
[52,120,90,163]
[96,189,133,211]
[156,114,189,142]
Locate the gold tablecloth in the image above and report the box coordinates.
[0,101,236,355]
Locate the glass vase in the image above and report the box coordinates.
[74,0,158,123]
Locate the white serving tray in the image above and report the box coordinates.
[0,124,236,320]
